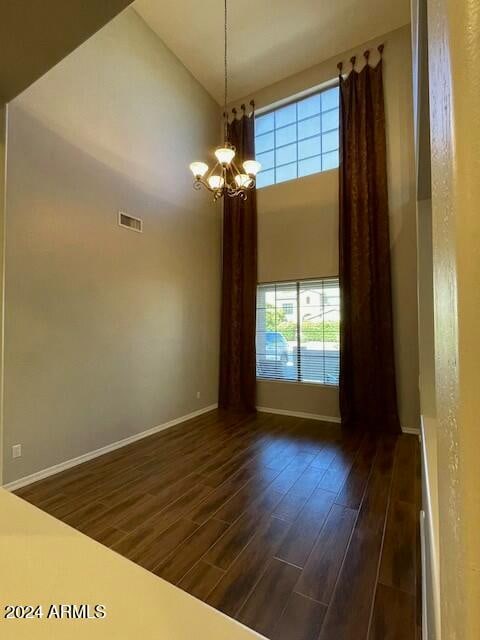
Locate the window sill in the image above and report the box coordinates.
[256,377,339,390]
[256,166,338,191]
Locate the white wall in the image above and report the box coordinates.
[234,25,420,430]
[2,9,221,483]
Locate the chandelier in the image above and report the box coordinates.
[189,0,261,201]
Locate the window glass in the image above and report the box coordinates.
[256,278,340,385]
[298,115,320,140]
[299,155,322,177]
[256,132,274,154]
[275,103,296,127]
[255,112,274,135]
[255,85,339,187]
[257,150,275,171]
[322,130,338,153]
[298,136,320,160]
[275,124,296,147]
[276,143,297,166]
[276,162,297,183]
[322,150,339,171]
[297,94,321,120]
[321,87,339,111]
[256,168,275,188]
[322,109,339,132]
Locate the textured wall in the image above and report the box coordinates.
[3,10,221,483]
[428,0,480,637]
[0,104,6,484]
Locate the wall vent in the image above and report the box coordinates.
[118,211,142,233]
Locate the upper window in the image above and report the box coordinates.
[254,86,340,188]
[256,278,340,386]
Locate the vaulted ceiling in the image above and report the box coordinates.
[134,0,411,105]
[0,0,133,102]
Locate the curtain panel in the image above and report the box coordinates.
[218,114,258,412]
[338,53,401,433]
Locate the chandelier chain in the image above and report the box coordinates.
[224,0,228,139]
[189,0,260,200]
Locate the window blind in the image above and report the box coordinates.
[256,278,340,386]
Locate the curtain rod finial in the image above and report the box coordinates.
[350,55,356,68]
[378,43,384,56]
[364,49,370,60]
[337,61,343,73]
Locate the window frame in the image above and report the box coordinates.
[254,83,340,188]
[256,276,340,388]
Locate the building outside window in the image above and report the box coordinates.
[256,278,340,385]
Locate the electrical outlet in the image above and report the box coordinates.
[12,444,22,459]
[196,391,201,399]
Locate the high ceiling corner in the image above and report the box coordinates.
[0,0,133,102]
[134,0,410,104]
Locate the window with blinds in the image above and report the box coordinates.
[256,278,340,386]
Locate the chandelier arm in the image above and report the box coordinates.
[206,162,221,180]
[226,188,247,200]
[195,178,213,192]
[230,160,242,176]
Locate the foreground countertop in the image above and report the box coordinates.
[0,488,263,640]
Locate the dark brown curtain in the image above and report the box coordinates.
[338,55,400,433]
[218,114,257,412]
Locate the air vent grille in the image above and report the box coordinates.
[118,211,142,233]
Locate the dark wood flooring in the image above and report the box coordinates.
[15,410,421,639]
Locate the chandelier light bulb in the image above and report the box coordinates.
[189,161,209,178]
[214,147,236,165]
[207,175,225,190]
[243,160,261,176]
[235,174,252,188]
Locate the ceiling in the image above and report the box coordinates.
[0,0,133,102]
[134,0,410,105]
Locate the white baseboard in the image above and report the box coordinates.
[420,414,441,640]
[3,404,218,492]
[420,510,429,640]
[257,406,420,435]
[256,406,341,424]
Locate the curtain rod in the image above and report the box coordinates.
[225,100,255,121]
[337,43,384,74]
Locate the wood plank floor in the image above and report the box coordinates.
[15,409,421,639]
